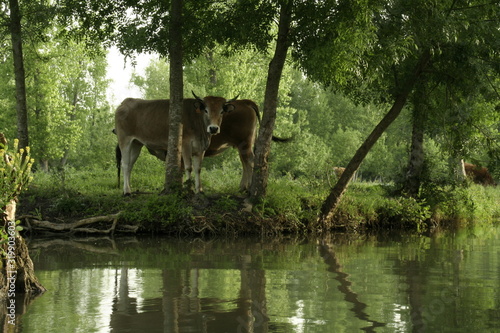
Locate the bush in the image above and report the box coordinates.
[376,197,431,232]
[1,137,34,208]
[420,182,475,223]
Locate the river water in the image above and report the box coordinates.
[12,224,500,332]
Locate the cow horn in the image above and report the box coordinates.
[226,94,239,103]
[192,91,203,102]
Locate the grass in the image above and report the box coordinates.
[17,159,500,235]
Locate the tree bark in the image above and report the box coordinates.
[1,200,46,303]
[404,96,426,197]
[248,1,292,204]
[317,50,432,228]
[164,0,184,194]
[9,0,29,149]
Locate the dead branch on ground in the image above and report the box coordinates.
[18,213,139,235]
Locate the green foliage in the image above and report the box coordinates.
[131,59,170,99]
[420,181,473,222]
[3,0,499,235]
[120,194,193,230]
[212,195,239,213]
[261,175,325,225]
[0,138,34,208]
[271,131,331,181]
[376,197,431,232]
[466,185,500,223]
[1,137,33,256]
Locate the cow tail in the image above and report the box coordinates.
[272,135,291,143]
[115,144,121,188]
[252,101,291,143]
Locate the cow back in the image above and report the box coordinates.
[464,162,496,185]
[115,98,210,152]
[115,98,171,149]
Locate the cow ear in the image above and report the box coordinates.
[194,101,205,113]
[223,103,235,113]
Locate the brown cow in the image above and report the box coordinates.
[115,97,287,193]
[203,99,260,191]
[202,99,289,190]
[463,162,496,186]
[115,93,236,194]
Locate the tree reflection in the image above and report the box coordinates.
[318,240,386,332]
[106,241,269,332]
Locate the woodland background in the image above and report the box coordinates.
[0,0,498,217]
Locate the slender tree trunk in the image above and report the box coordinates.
[164,0,184,194]
[248,1,292,204]
[317,50,432,228]
[404,97,426,197]
[9,0,29,149]
[61,88,80,167]
[207,49,217,87]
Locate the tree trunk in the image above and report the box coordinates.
[404,96,426,197]
[317,50,432,228]
[207,49,217,87]
[248,1,292,204]
[164,0,184,194]
[9,0,29,149]
[1,200,46,304]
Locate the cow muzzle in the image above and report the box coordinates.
[208,125,220,134]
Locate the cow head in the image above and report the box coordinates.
[192,91,238,134]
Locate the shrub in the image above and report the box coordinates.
[420,182,475,224]
[376,197,431,232]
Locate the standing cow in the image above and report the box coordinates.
[115,93,236,195]
[202,99,289,190]
[462,161,496,186]
[203,99,260,191]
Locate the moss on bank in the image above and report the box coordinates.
[17,168,500,236]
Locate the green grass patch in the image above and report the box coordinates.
[17,165,500,235]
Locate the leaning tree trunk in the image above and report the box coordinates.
[404,94,426,198]
[163,0,184,194]
[9,0,29,149]
[317,50,432,228]
[248,1,292,204]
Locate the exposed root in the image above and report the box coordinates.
[18,213,138,235]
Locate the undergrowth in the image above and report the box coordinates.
[17,165,500,235]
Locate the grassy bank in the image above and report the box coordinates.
[17,161,500,236]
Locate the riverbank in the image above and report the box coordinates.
[17,167,500,236]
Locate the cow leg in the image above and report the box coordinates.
[182,142,194,188]
[121,140,143,195]
[192,152,205,193]
[238,143,254,191]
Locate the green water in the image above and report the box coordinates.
[13,224,500,332]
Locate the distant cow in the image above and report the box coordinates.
[463,162,495,186]
[115,93,237,195]
[333,167,345,179]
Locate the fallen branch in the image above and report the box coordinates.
[18,213,138,235]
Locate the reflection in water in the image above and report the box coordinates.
[319,241,386,332]
[8,225,500,332]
